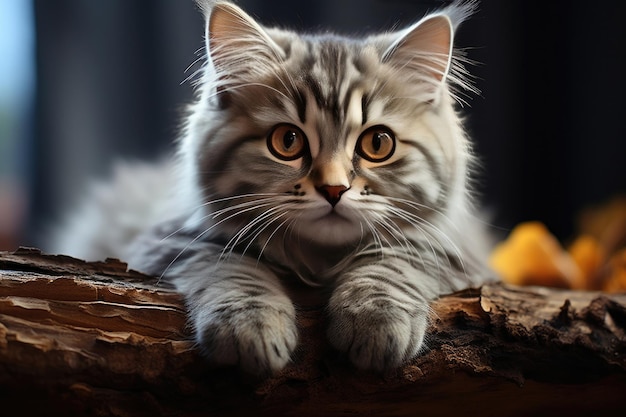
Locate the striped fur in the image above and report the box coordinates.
[50,0,495,374]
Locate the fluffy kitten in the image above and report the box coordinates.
[50,0,494,375]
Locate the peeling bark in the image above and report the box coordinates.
[1,247,625,416]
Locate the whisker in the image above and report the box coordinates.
[359,216,386,261]
[158,225,213,283]
[370,216,401,259]
[385,195,459,232]
[374,214,423,262]
[255,214,292,264]
[372,211,438,269]
[159,193,285,242]
[211,199,277,219]
[386,205,467,277]
[160,193,287,278]
[220,205,286,260]
[201,192,286,208]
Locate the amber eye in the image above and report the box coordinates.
[356,125,396,163]
[267,124,308,161]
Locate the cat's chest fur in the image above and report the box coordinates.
[263,236,359,286]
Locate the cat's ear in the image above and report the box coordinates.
[201,1,284,104]
[382,13,454,87]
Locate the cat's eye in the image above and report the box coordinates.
[267,124,308,161]
[356,125,396,163]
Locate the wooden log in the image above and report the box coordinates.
[1,247,625,416]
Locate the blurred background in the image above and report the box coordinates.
[0,0,625,252]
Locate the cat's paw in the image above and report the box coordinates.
[193,300,298,375]
[327,296,428,372]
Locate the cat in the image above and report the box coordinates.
[49,0,495,375]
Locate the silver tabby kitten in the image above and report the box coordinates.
[50,0,494,374]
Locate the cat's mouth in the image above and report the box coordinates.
[298,209,361,245]
[314,207,358,231]
[321,210,349,221]
[314,202,349,218]
[300,199,359,229]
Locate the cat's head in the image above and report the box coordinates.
[182,1,477,251]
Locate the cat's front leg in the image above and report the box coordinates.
[167,251,298,375]
[327,258,435,372]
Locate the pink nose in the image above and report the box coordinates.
[316,185,349,207]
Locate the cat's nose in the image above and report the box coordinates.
[316,184,349,207]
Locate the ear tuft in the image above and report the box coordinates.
[201,1,284,99]
[383,14,454,84]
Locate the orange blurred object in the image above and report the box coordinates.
[489,222,579,289]
[490,196,626,293]
[568,235,605,290]
[603,249,626,293]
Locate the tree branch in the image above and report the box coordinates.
[1,247,625,416]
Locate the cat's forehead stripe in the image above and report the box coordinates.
[294,88,307,124]
[346,87,365,129]
[361,93,368,126]
[303,91,321,157]
[302,41,364,125]
[399,138,444,186]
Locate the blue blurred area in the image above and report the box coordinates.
[2,0,625,250]
[0,0,35,250]
[0,0,34,112]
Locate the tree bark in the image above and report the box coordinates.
[1,247,625,416]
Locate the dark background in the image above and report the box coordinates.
[24,0,626,249]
